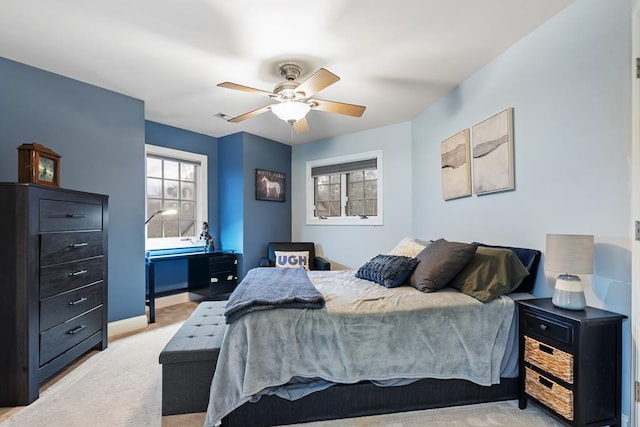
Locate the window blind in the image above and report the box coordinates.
[311,158,377,177]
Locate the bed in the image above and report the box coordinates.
[205,239,541,427]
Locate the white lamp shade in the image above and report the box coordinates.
[545,234,594,274]
[270,101,311,123]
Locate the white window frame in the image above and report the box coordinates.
[145,144,208,250]
[306,150,383,226]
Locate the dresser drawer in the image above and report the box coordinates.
[40,283,103,332]
[40,199,103,232]
[522,311,572,345]
[40,257,104,299]
[525,366,573,421]
[40,231,104,266]
[524,335,573,383]
[39,306,103,366]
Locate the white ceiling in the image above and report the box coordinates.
[0,1,573,145]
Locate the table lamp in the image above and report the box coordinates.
[546,233,594,310]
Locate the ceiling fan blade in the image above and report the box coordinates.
[295,68,340,98]
[293,116,310,133]
[311,99,366,117]
[227,104,272,123]
[217,82,275,98]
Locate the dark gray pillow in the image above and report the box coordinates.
[410,238,477,292]
[356,254,419,288]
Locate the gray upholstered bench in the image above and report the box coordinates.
[159,300,227,415]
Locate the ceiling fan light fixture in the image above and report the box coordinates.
[270,101,311,124]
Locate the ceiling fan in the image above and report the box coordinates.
[217,64,366,133]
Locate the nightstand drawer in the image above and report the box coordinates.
[525,366,573,421]
[524,335,573,383]
[523,311,572,345]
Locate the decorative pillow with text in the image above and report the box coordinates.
[274,251,310,270]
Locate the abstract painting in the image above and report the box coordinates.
[472,108,514,195]
[441,128,471,200]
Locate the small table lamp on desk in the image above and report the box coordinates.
[545,233,594,310]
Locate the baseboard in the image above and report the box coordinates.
[155,292,197,309]
[108,315,148,338]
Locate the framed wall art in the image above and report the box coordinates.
[440,129,471,200]
[472,108,514,195]
[255,169,286,202]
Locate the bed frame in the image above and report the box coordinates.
[222,377,518,426]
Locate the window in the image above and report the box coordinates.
[306,150,383,225]
[145,144,208,250]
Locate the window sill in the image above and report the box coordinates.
[306,217,383,226]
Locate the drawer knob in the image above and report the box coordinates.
[67,324,87,335]
[539,324,548,331]
[68,269,88,277]
[66,213,87,218]
[69,242,88,248]
[69,297,88,306]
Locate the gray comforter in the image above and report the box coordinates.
[204,269,515,427]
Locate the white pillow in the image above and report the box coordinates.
[388,237,430,258]
[274,251,310,270]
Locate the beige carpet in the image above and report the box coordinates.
[0,302,563,427]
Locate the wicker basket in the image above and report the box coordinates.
[524,335,573,383]
[525,366,573,421]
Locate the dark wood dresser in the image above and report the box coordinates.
[517,298,626,426]
[0,183,108,406]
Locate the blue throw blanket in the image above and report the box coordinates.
[225,267,325,324]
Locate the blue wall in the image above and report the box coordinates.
[219,132,292,277]
[144,121,220,292]
[0,53,293,321]
[412,0,632,416]
[293,122,413,269]
[0,56,146,322]
[219,132,245,259]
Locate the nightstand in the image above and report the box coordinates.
[517,298,626,426]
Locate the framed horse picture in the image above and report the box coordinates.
[255,169,286,202]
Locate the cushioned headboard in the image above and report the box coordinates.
[473,243,541,293]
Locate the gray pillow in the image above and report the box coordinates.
[356,254,419,288]
[410,239,477,292]
[449,246,530,302]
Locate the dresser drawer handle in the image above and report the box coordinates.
[69,242,88,248]
[68,269,88,277]
[65,213,87,218]
[69,297,88,306]
[538,376,554,389]
[538,343,554,355]
[538,324,548,331]
[67,325,87,335]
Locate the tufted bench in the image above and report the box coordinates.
[159,300,227,415]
